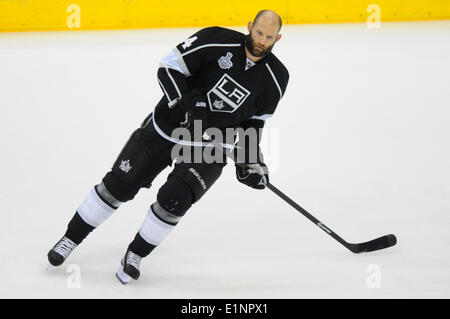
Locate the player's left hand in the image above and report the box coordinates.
[235,162,269,190]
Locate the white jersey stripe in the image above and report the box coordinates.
[265,63,283,101]
[151,111,235,149]
[166,67,182,99]
[174,47,192,76]
[250,114,273,121]
[157,78,178,108]
[181,43,241,57]
[159,48,192,77]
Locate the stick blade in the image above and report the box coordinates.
[348,234,397,253]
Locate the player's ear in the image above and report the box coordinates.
[275,33,282,43]
[248,21,253,32]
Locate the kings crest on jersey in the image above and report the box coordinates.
[154,26,289,144]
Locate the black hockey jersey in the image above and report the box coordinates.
[153,26,289,146]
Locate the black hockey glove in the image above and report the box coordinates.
[235,162,269,190]
[179,90,208,138]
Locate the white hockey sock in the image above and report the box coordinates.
[138,203,177,246]
[77,183,122,227]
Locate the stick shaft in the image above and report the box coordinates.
[213,140,354,251]
[265,182,352,250]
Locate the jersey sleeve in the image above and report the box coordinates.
[238,62,289,164]
[250,61,289,122]
[235,118,265,164]
[157,27,241,108]
[175,27,241,75]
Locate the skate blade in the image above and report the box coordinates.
[46,263,55,271]
[116,266,132,285]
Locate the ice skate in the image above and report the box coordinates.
[116,249,142,285]
[47,236,77,268]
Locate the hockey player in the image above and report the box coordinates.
[47,10,289,284]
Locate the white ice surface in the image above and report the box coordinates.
[0,21,449,298]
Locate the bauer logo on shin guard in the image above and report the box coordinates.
[188,168,207,190]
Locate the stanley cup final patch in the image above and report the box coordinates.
[218,52,233,69]
[207,74,251,113]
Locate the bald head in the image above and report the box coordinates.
[253,10,282,32]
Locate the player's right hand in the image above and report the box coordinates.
[235,162,269,190]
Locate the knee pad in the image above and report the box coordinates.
[102,171,141,203]
[157,176,193,219]
[168,163,225,203]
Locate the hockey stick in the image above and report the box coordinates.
[264,182,397,253]
[209,138,397,253]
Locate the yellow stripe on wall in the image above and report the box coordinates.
[0,0,449,32]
